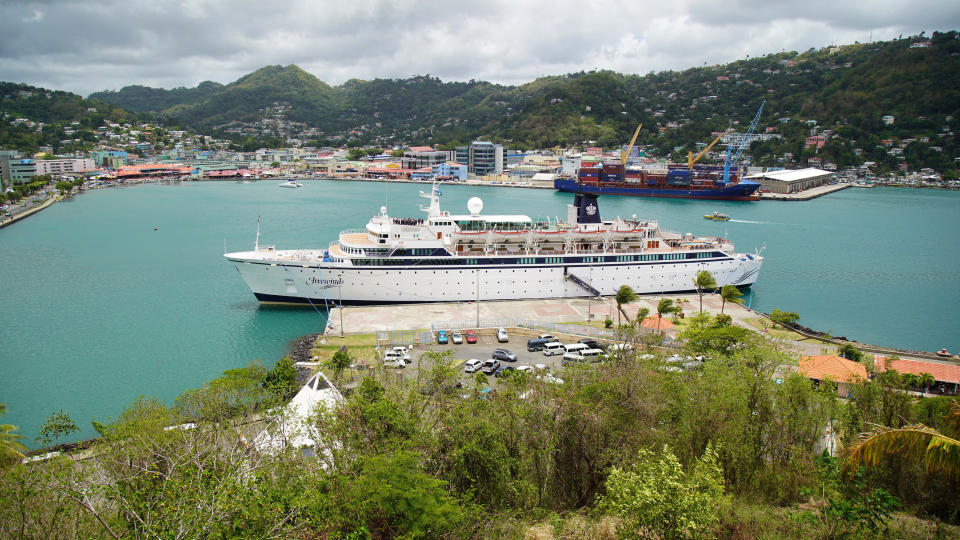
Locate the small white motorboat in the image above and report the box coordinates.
[279,180,303,188]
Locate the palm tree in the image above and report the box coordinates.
[719,284,744,314]
[615,285,638,325]
[843,401,960,479]
[901,373,920,390]
[656,298,675,333]
[636,307,650,328]
[692,270,717,313]
[1,403,27,463]
[919,372,936,394]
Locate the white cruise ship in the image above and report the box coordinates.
[224,187,763,306]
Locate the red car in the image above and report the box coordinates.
[465,330,478,344]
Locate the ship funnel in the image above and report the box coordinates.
[575,193,602,224]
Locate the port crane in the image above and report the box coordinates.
[620,123,643,166]
[687,130,728,169]
[722,100,765,184]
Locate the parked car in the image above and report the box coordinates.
[538,334,559,342]
[465,330,478,344]
[542,342,565,356]
[494,365,515,378]
[515,365,535,374]
[451,331,464,344]
[384,351,408,365]
[437,330,448,344]
[390,346,411,362]
[464,359,483,373]
[496,328,509,342]
[527,338,549,351]
[481,359,501,375]
[491,348,518,362]
[578,339,606,351]
[384,357,406,369]
[562,348,605,366]
[563,343,590,355]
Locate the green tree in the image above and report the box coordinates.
[635,307,650,327]
[327,346,352,382]
[347,148,365,161]
[615,285,638,325]
[656,298,675,333]
[918,372,936,394]
[769,309,800,329]
[598,444,725,539]
[264,356,298,399]
[270,161,280,168]
[37,409,78,447]
[843,402,960,479]
[838,343,863,362]
[719,284,744,314]
[692,270,717,313]
[0,404,27,464]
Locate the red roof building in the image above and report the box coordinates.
[875,355,959,395]
[799,355,868,397]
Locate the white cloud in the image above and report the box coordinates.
[0,0,956,95]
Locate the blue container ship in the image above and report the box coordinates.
[555,162,761,201]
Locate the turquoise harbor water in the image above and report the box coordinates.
[1,181,959,445]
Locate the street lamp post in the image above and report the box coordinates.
[338,272,344,338]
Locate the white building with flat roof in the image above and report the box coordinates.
[744,168,833,194]
[34,158,96,176]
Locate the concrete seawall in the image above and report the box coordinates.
[0,196,56,230]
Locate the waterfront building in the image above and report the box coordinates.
[875,355,960,396]
[744,168,833,194]
[34,158,96,177]
[401,146,451,170]
[455,141,505,175]
[91,150,128,169]
[798,355,868,397]
[0,153,37,185]
[431,162,467,180]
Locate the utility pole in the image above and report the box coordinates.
[476,269,480,328]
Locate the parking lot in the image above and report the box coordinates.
[391,331,573,386]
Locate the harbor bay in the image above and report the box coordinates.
[1,180,958,445]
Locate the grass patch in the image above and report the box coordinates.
[315,333,378,347]
[743,318,819,342]
[310,333,379,364]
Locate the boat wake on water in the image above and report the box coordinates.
[728,219,765,224]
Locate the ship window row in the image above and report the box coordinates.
[347,252,725,266]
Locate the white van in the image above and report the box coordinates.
[561,348,606,366]
[543,341,565,356]
[563,343,589,355]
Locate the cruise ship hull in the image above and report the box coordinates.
[554,178,761,200]
[226,255,763,306]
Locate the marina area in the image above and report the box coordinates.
[1,180,958,446]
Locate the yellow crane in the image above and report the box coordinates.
[687,131,727,169]
[621,123,643,166]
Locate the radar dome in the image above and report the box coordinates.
[467,197,483,215]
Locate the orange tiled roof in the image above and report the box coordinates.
[408,146,435,152]
[640,314,674,329]
[875,355,960,384]
[799,355,868,383]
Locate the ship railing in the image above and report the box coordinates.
[340,228,368,236]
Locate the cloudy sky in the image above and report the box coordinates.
[1,0,958,97]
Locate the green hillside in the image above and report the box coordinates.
[88,80,224,113]
[70,31,960,174]
[0,82,134,153]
